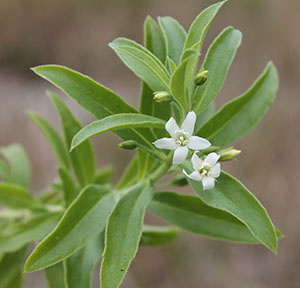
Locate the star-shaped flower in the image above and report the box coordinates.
[183,152,221,190]
[153,111,211,164]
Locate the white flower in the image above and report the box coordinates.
[153,111,211,164]
[183,152,221,190]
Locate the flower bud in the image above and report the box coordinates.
[153,91,173,103]
[195,70,208,86]
[219,147,241,161]
[118,140,137,150]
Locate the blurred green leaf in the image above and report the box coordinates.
[0,212,61,254]
[185,171,278,252]
[0,183,40,210]
[27,111,70,170]
[109,38,170,91]
[58,167,78,206]
[101,184,153,288]
[64,230,104,288]
[0,144,31,188]
[158,16,186,65]
[24,185,115,272]
[71,114,165,150]
[149,191,264,243]
[94,165,115,185]
[116,156,139,189]
[49,91,96,187]
[140,225,179,246]
[194,101,215,133]
[194,27,242,113]
[0,246,27,288]
[197,62,278,147]
[45,262,65,288]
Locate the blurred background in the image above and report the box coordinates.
[1,0,300,287]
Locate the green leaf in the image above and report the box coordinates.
[27,111,70,170]
[0,213,61,254]
[158,16,186,65]
[194,101,215,133]
[58,167,78,206]
[109,38,170,91]
[0,183,40,210]
[183,1,226,52]
[149,191,264,243]
[32,65,137,119]
[171,52,198,113]
[186,171,278,252]
[48,91,96,187]
[0,144,31,188]
[0,246,27,288]
[140,225,179,246]
[64,230,104,288]
[45,262,65,288]
[167,57,177,74]
[194,27,242,113]
[71,113,165,150]
[197,62,279,147]
[182,1,226,89]
[101,184,153,288]
[116,156,139,189]
[24,185,115,272]
[94,165,115,185]
[0,160,11,183]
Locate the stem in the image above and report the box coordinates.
[148,155,173,184]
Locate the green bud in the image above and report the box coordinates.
[118,140,137,150]
[153,91,173,103]
[195,70,208,86]
[170,174,188,186]
[219,147,241,161]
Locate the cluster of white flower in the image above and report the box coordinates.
[153,111,221,190]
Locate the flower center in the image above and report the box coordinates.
[175,130,189,146]
[199,164,211,177]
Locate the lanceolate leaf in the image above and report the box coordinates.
[194,101,215,133]
[94,165,115,185]
[194,27,242,113]
[48,92,96,187]
[149,191,262,243]
[71,114,165,150]
[64,230,105,288]
[109,38,170,91]
[0,213,61,254]
[171,52,198,113]
[197,62,279,147]
[27,111,70,170]
[24,185,115,272]
[140,225,179,246]
[181,1,226,89]
[101,184,153,288]
[0,246,27,288]
[186,171,278,252]
[158,16,186,65]
[0,144,31,188]
[183,1,226,52]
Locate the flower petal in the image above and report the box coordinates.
[191,152,202,171]
[173,146,189,165]
[165,117,179,138]
[183,170,202,181]
[181,111,196,137]
[202,177,215,190]
[204,152,220,166]
[211,163,221,178]
[188,136,211,150]
[153,138,177,150]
